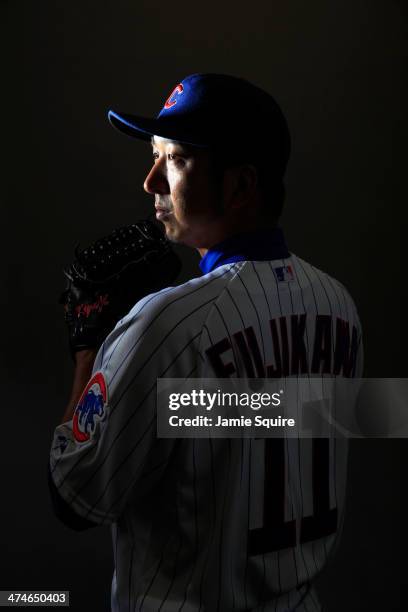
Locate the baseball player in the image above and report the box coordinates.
[49,73,363,611]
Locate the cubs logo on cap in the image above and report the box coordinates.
[163,83,184,109]
[73,372,108,443]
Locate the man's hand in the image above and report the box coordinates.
[59,221,181,356]
[60,349,98,424]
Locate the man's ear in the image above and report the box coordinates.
[223,164,258,210]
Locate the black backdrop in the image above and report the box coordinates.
[2,1,407,610]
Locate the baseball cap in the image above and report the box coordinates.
[108,73,290,175]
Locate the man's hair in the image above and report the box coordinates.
[209,144,286,220]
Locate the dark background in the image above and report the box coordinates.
[2,0,407,610]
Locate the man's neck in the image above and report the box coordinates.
[196,223,278,258]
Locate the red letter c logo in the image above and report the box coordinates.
[164,83,184,109]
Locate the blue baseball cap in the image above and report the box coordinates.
[108,73,290,175]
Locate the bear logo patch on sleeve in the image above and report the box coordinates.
[73,372,108,443]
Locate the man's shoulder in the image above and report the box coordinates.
[291,253,355,296]
[117,262,241,336]
[289,254,361,328]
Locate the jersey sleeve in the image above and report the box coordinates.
[49,289,200,525]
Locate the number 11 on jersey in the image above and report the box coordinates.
[249,438,338,556]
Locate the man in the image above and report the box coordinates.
[49,73,363,611]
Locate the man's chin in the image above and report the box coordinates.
[160,219,177,242]
[165,231,184,245]
[161,220,183,245]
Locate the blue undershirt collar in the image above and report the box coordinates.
[199,227,290,274]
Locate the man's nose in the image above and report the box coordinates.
[143,161,169,195]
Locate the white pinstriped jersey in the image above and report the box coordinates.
[50,253,363,612]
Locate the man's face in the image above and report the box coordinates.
[143,136,224,248]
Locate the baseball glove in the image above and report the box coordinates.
[59,219,181,355]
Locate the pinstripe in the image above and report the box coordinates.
[230,443,236,612]
[310,266,332,312]
[127,514,135,612]
[244,438,252,612]
[157,490,184,611]
[198,437,217,612]
[295,258,318,312]
[114,524,121,612]
[184,363,199,379]
[317,274,343,497]
[258,552,266,610]
[177,439,199,611]
[310,265,337,563]
[236,269,266,364]
[240,437,245,489]
[323,273,343,315]
[202,324,212,343]
[319,272,346,520]
[98,340,106,370]
[268,262,283,315]
[224,288,253,375]
[277,548,282,593]
[137,517,180,610]
[286,436,300,589]
[282,257,295,314]
[282,259,303,589]
[197,312,217,612]
[296,385,310,583]
[226,287,245,328]
[157,538,182,612]
[311,542,319,574]
[309,587,320,611]
[336,281,351,326]
[287,257,315,581]
[213,301,240,367]
[252,261,273,321]
[216,438,232,612]
[292,546,300,593]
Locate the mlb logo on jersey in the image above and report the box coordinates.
[273,264,294,282]
[72,372,108,443]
